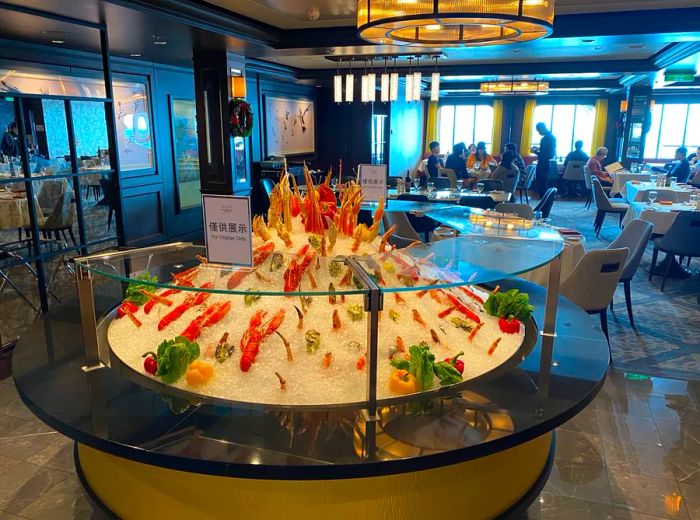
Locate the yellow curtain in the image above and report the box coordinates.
[491,100,503,155]
[590,99,608,155]
[520,99,536,156]
[425,101,439,152]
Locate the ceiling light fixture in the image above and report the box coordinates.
[153,35,167,45]
[345,60,354,103]
[367,59,377,103]
[412,56,422,102]
[430,56,440,102]
[361,60,369,103]
[380,58,390,103]
[480,79,549,96]
[405,57,414,102]
[390,58,399,102]
[130,53,142,57]
[357,0,555,47]
[333,60,343,104]
[51,40,65,44]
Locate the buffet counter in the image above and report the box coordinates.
[13,278,608,519]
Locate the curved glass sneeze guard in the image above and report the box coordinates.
[75,233,564,296]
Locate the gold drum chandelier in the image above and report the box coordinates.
[357,0,555,47]
[480,80,549,95]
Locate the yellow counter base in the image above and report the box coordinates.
[77,432,552,520]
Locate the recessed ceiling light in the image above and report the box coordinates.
[582,39,595,43]
[51,40,65,44]
[628,44,644,49]
[130,53,142,57]
[152,35,167,45]
[512,49,521,54]
[593,46,603,51]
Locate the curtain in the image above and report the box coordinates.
[520,99,537,156]
[590,99,608,155]
[425,101,439,153]
[491,100,503,156]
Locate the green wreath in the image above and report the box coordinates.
[229,98,254,138]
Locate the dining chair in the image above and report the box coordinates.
[560,248,629,347]
[432,177,451,190]
[437,167,457,188]
[533,187,557,219]
[562,160,585,196]
[396,194,436,242]
[494,203,534,220]
[649,211,700,291]
[459,196,496,210]
[97,179,118,231]
[477,179,503,193]
[592,177,629,237]
[607,219,653,328]
[583,164,593,209]
[517,165,536,204]
[382,213,421,243]
[491,169,518,195]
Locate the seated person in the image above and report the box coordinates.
[445,142,469,184]
[586,147,613,186]
[670,147,691,183]
[563,140,589,170]
[504,142,526,179]
[426,141,444,179]
[467,141,494,172]
[687,146,700,166]
[492,151,519,193]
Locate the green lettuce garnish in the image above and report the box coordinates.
[155,336,200,384]
[484,289,534,322]
[124,272,158,306]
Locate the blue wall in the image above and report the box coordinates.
[42,99,70,159]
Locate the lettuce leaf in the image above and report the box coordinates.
[124,272,158,306]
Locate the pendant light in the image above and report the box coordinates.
[390,57,399,102]
[345,60,354,103]
[405,57,414,102]
[361,60,369,103]
[380,58,390,103]
[357,0,555,47]
[412,56,422,102]
[367,59,376,103]
[430,56,440,102]
[333,60,343,104]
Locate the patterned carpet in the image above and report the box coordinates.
[549,197,700,381]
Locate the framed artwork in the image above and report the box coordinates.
[264,96,315,156]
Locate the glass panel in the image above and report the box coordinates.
[550,105,575,157]
[0,68,106,98]
[454,105,475,147]
[474,105,494,149]
[644,104,663,159]
[80,171,117,244]
[31,177,77,251]
[0,97,21,178]
[657,104,688,159]
[17,98,71,176]
[572,105,596,153]
[171,98,200,211]
[71,101,111,172]
[233,136,247,185]
[684,104,700,150]
[438,105,455,152]
[114,79,153,171]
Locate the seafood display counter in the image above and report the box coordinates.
[12,232,610,519]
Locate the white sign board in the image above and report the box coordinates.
[358,164,387,203]
[202,194,253,267]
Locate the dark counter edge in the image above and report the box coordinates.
[15,368,603,481]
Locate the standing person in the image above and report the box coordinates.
[1,121,19,160]
[426,141,444,179]
[531,122,556,198]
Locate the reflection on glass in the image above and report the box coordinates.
[233,136,247,184]
[114,79,153,171]
[0,97,21,178]
[18,98,72,177]
[0,67,106,97]
[0,180,31,247]
[32,177,77,247]
[71,101,111,173]
[81,171,117,244]
[171,98,200,210]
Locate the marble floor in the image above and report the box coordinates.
[0,198,698,518]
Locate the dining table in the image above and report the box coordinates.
[621,181,695,204]
[0,190,43,229]
[621,201,695,235]
[609,172,651,196]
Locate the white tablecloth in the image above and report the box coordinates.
[622,202,693,235]
[621,182,694,203]
[610,172,651,196]
[520,238,585,286]
[0,195,30,229]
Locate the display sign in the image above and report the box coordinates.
[358,164,388,203]
[202,194,253,267]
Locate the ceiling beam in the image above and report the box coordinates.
[651,41,700,69]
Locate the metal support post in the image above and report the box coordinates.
[75,264,106,371]
[538,252,562,397]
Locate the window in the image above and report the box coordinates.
[531,104,596,156]
[371,114,387,164]
[438,104,494,153]
[113,79,153,171]
[644,103,700,160]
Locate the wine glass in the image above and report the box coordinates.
[427,181,435,198]
[649,174,657,185]
[330,177,338,192]
[412,177,421,191]
[648,190,658,205]
[476,182,485,195]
